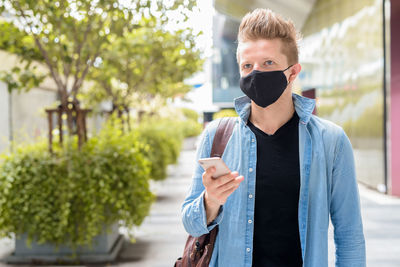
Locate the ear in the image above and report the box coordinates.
[288,63,301,83]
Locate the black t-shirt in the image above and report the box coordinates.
[248,111,303,267]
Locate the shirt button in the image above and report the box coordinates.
[251,138,255,142]
[246,248,251,252]
[249,168,253,172]
[249,194,253,199]
[248,219,252,224]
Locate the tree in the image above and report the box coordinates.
[0,0,197,134]
[84,16,203,116]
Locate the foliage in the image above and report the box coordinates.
[180,107,200,122]
[0,65,45,93]
[213,109,238,120]
[0,121,155,249]
[0,22,41,61]
[0,22,45,92]
[178,107,202,137]
[133,109,202,181]
[84,18,204,110]
[0,0,198,132]
[0,0,124,103]
[0,111,197,248]
[178,119,203,138]
[136,117,184,181]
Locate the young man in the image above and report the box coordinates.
[181,8,365,267]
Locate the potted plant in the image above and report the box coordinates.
[0,121,155,262]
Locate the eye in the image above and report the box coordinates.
[242,63,252,69]
[264,60,273,66]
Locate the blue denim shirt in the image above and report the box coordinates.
[181,93,366,267]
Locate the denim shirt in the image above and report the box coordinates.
[181,93,366,267]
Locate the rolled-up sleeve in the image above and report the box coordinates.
[181,120,224,237]
[330,131,366,267]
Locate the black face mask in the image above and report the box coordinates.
[239,65,292,108]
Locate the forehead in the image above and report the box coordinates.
[237,38,287,64]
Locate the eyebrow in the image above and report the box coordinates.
[241,57,276,62]
[239,57,277,66]
[239,61,251,66]
[261,57,276,61]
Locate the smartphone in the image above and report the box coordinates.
[198,157,231,178]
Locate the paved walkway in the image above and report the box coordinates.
[0,137,399,266]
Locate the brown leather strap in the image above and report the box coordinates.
[208,225,218,244]
[210,117,237,158]
[175,117,237,267]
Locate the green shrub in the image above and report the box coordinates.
[178,108,203,137]
[180,107,199,122]
[137,118,184,181]
[178,119,203,138]
[213,109,238,120]
[0,120,155,249]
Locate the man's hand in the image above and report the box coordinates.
[202,167,244,224]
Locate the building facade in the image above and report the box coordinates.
[211,0,399,196]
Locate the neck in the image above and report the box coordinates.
[249,91,295,135]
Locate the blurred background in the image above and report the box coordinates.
[0,0,399,266]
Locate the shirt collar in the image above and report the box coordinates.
[234,93,316,125]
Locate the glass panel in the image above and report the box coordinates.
[299,0,385,189]
[212,14,243,106]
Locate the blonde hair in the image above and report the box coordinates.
[237,8,300,65]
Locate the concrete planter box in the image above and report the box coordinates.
[4,223,124,263]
